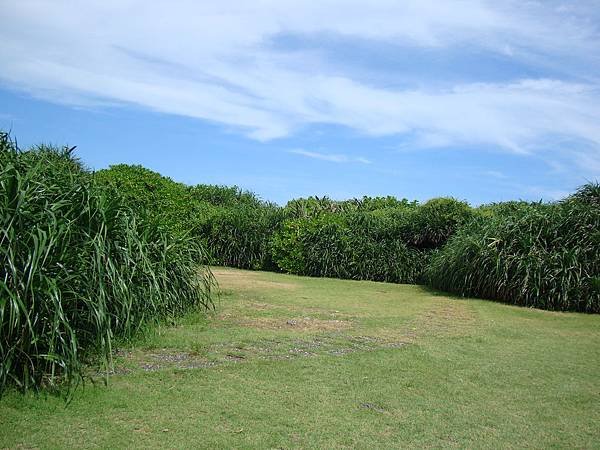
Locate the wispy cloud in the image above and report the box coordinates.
[0,1,599,177]
[290,149,371,164]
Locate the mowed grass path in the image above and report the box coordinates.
[2,268,599,449]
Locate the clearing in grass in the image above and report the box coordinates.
[1,268,599,448]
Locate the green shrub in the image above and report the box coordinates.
[402,197,473,249]
[189,184,262,208]
[96,170,283,270]
[189,185,284,270]
[203,203,284,270]
[426,185,600,312]
[297,214,352,279]
[345,212,427,282]
[283,195,417,220]
[272,197,468,284]
[95,164,201,238]
[271,219,309,274]
[283,196,352,219]
[0,134,214,394]
[272,212,425,283]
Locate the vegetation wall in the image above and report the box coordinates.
[0,134,214,394]
[3,129,598,395]
[271,197,472,283]
[93,161,599,314]
[426,186,600,312]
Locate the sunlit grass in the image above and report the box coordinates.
[2,268,598,448]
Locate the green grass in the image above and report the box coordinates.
[1,267,599,448]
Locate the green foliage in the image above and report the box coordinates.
[476,200,539,218]
[283,195,417,219]
[363,200,469,251]
[272,212,425,283]
[189,184,262,208]
[190,185,284,270]
[405,197,473,249]
[271,219,309,274]
[95,165,201,237]
[426,185,600,312]
[273,197,467,283]
[343,212,427,283]
[0,134,214,394]
[202,203,284,270]
[283,196,351,219]
[96,169,283,271]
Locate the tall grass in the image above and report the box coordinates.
[0,133,214,394]
[203,203,284,270]
[97,165,284,271]
[52,146,599,314]
[271,198,470,283]
[426,185,600,312]
[272,212,426,283]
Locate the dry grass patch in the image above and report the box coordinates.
[213,268,298,291]
[234,316,351,332]
[404,297,478,340]
[115,349,218,372]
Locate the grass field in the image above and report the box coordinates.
[1,267,599,449]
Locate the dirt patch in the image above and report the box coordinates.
[405,299,478,340]
[213,268,298,291]
[235,301,352,320]
[114,332,408,374]
[234,316,351,332]
[116,350,219,372]
[360,402,387,414]
[259,335,408,360]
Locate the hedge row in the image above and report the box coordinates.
[0,136,214,394]
[426,185,600,312]
[94,164,599,314]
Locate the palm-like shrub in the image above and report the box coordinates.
[271,212,425,283]
[399,197,473,249]
[0,134,214,394]
[426,185,600,312]
[203,203,284,270]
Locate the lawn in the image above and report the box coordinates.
[1,267,599,449]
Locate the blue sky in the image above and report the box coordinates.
[1,1,599,205]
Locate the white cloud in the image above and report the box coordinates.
[0,0,599,174]
[290,149,371,164]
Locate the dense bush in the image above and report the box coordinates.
[272,211,426,283]
[426,185,600,312]
[272,197,469,282]
[189,185,284,270]
[201,203,284,270]
[283,195,417,220]
[0,135,214,394]
[190,183,262,208]
[95,165,202,238]
[96,168,283,270]
[404,197,473,249]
